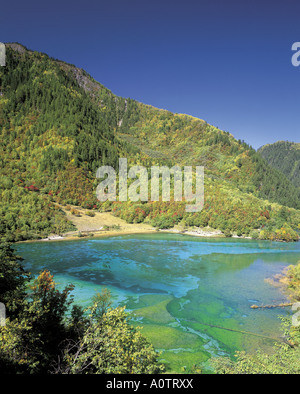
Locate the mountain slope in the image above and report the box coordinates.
[0,43,299,242]
[258,141,300,189]
[116,100,300,209]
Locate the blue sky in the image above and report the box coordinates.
[1,0,299,148]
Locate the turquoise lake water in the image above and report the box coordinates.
[16,234,300,372]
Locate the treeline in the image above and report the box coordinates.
[110,178,300,241]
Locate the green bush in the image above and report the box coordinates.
[85,210,95,217]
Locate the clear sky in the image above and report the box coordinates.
[1,0,299,149]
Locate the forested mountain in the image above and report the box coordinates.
[258,141,300,189]
[0,43,299,242]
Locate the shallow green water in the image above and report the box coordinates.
[16,234,300,372]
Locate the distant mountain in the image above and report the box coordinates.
[0,43,299,242]
[258,141,300,189]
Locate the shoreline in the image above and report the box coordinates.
[14,228,300,244]
[17,207,235,243]
[17,228,157,244]
[17,226,249,244]
[15,210,298,244]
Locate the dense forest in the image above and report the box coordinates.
[258,141,300,189]
[0,43,299,243]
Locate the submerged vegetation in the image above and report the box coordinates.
[211,261,300,374]
[2,239,299,374]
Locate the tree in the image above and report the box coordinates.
[27,270,75,349]
[0,265,80,374]
[55,304,164,374]
[0,242,30,318]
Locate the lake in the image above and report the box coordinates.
[16,233,300,373]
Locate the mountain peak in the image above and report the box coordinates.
[5,42,29,54]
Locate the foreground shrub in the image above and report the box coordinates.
[56,306,165,374]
